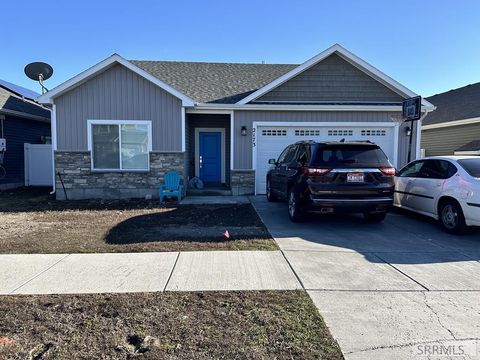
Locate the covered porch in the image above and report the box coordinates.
[185,113,232,194]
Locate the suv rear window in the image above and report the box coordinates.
[311,144,391,168]
[458,158,480,177]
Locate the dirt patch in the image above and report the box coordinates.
[0,291,343,359]
[0,188,277,253]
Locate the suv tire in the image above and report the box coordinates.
[363,211,387,223]
[439,200,466,234]
[288,188,304,222]
[266,178,277,202]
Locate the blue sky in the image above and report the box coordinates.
[2,0,480,97]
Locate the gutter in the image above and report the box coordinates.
[50,104,56,195]
[189,103,407,112]
[0,108,50,123]
[188,102,436,112]
[422,116,480,130]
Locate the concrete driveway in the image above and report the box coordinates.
[251,196,480,360]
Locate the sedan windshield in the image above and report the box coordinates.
[458,158,480,177]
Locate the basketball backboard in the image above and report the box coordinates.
[402,96,422,121]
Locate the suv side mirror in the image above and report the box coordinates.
[268,158,277,165]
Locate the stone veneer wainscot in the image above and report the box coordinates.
[54,151,185,200]
[230,170,255,196]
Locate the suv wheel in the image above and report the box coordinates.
[439,200,466,234]
[266,179,276,202]
[288,188,304,222]
[364,211,387,223]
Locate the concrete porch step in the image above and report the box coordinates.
[180,196,250,205]
[187,188,232,196]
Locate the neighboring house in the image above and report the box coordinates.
[37,44,435,200]
[0,79,51,190]
[422,82,480,156]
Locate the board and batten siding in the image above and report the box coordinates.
[422,123,480,156]
[55,64,183,152]
[233,110,416,169]
[255,54,404,103]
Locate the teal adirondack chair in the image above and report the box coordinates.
[159,171,183,203]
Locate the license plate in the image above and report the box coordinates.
[347,173,364,183]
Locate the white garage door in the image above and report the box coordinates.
[255,125,396,194]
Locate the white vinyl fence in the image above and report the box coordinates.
[24,144,53,186]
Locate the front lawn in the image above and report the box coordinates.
[0,290,343,359]
[0,188,277,253]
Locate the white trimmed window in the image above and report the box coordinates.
[87,120,152,171]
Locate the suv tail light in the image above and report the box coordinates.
[379,167,396,176]
[303,167,332,176]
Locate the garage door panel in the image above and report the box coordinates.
[255,125,396,194]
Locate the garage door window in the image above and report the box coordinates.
[328,129,353,136]
[261,129,287,136]
[295,129,320,136]
[361,129,386,136]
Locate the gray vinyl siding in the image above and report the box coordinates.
[421,123,480,156]
[233,110,416,169]
[55,64,183,151]
[255,54,404,103]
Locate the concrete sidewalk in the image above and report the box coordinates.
[0,250,301,295]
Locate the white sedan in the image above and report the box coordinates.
[394,156,480,233]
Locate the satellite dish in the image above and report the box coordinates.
[24,62,54,94]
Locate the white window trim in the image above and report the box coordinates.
[87,119,152,172]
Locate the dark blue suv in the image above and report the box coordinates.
[266,141,396,222]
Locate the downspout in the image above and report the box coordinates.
[414,109,433,160]
[49,103,57,195]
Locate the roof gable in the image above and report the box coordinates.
[38,54,195,106]
[237,44,434,109]
[254,53,404,104]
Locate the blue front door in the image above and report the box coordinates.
[199,131,222,183]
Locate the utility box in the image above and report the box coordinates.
[0,138,5,152]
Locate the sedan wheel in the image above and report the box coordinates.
[439,201,466,234]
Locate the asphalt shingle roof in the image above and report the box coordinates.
[455,140,480,152]
[130,60,297,104]
[424,82,480,125]
[0,84,50,119]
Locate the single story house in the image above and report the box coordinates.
[38,44,435,200]
[422,82,480,156]
[0,79,51,190]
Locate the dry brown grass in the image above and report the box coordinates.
[0,188,277,253]
[0,291,343,359]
